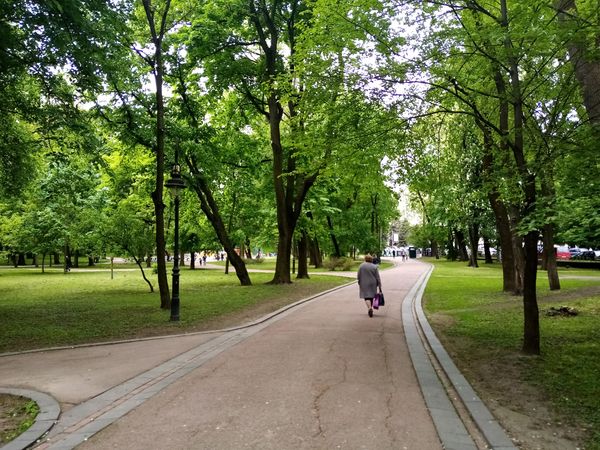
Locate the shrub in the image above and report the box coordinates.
[243,257,264,265]
[324,257,354,271]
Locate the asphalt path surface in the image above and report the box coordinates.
[1,259,516,450]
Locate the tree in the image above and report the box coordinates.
[554,0,600,128]
[184,0,395,283]
[376,0,588,354]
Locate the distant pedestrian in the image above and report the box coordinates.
[357,254,382,318]
[202,254,207,266]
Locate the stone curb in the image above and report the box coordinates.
[407,263,518,450]
[0,389,60,450]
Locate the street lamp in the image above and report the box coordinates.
[165,161,186,321]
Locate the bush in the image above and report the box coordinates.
[243,257,264,265]
[324,257,354,271]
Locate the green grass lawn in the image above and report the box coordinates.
[0,266,352,353]
[423,258,600,449]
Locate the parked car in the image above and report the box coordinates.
[581,250,596,260]
[569,247,583,258]
[555,245,571,260]
[571,248,596,260]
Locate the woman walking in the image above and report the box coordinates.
[357,254,382,317]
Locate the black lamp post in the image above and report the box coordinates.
[165,160,185,321]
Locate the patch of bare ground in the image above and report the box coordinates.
[0,394,36,444]
[430,303,592,450]
[540,284,600,303]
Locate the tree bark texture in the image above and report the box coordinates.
[467,223,479,268]
[488,191,517,291]
[297,231,309,279]
[249,2,318,284]
[186,157,251,286]
[555,0,600,127]
[309,236,323,268]
[454,229,469,261]
[327,215,342,258]
[542,224,561,290]
[483,236,493,264]
[501,0,540,353]
[143,0,171,309]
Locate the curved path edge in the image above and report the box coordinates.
[5,281,356,450]
[0,389,60,450]
[403,263,517,450]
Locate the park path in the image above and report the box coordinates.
[1,259,516,450]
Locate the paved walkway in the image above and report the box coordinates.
[0,260,516,450]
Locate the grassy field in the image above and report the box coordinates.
[0,265,353,354]
[423,258,600,449]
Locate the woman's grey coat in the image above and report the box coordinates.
[357,262,381,299]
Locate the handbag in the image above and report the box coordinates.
[372,293,380,309]
[378,292,385,306]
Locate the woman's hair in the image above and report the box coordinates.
[364,254,373,262]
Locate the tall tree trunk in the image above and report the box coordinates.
[297,231,309,279]
[131,253,154,293]
[555,0,600,127]
[326,215,342,258]
[309,236,323,268]
[488,192,517,290]
[508,209,525,296]
[244,237,252,259]
[455,229,469,261]
[447,230,457,261]
[248,3,318,284]
[502,0,540,353]
[190,251,196,270]
[540,168,561,290]
[467,223,479,268]
[522,229,541,354]
[143,0,171,309]
[538,163,560,289]
[186,157,251,285]
[543,224,561,290]
[431,240,439,259]
[269,90,294,284]
[482,236,493,264]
